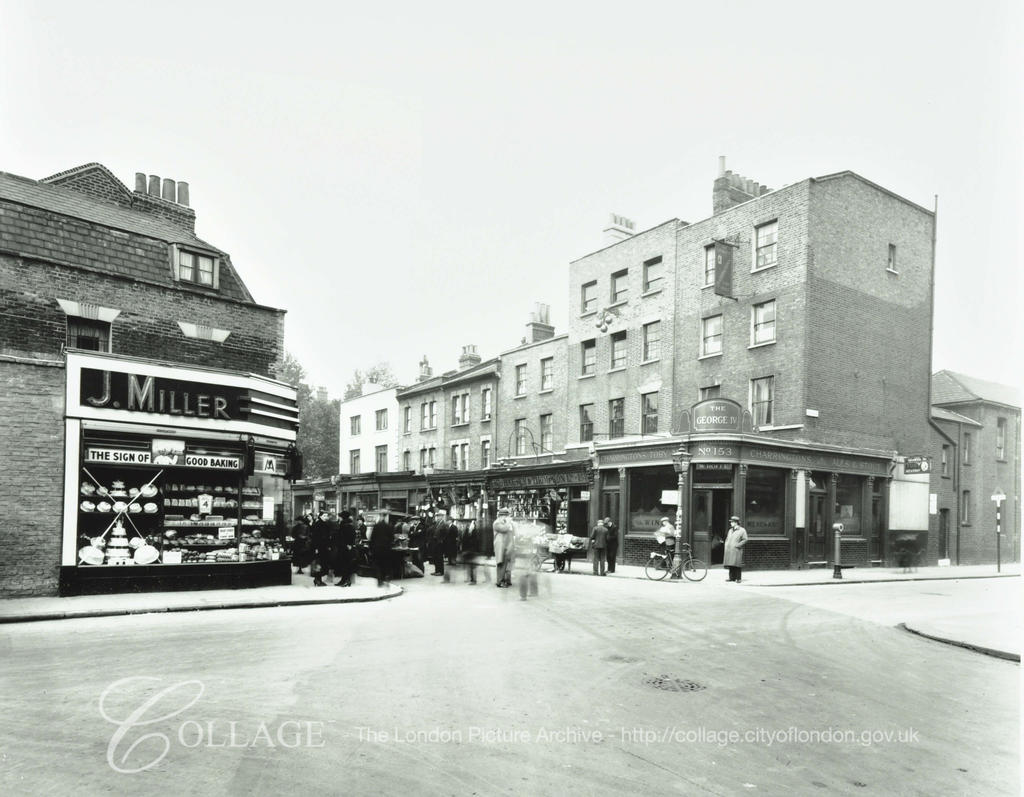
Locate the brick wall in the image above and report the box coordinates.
[0,254,284,375]
[567,221,678,442]
[496,336,569,460]
[0,360,65,596]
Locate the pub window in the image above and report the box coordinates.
[700,385,721,401]
[419,448,427,471]
[428,448,436,468]
[701,315,723,357]
[175,248,220,288]
[754,220,778,270]
[66,317,110,352]
[834,474,863,535]
[704,245,716,286]
[745,467,787,536]
[460,443,468,470]
[751,300,776,345]
[450,444,459,469]
[750,376,774,427]
[628,466,678,533]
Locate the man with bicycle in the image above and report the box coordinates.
[654,517,681,579]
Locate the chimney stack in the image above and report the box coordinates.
[135,172,147,192]
[712,157,771,214]
[458,345,482,370]
[525,302,555,342]
[176,181,190,207]
[417,355,433,382]
[161,177,176,203]
[602,213,636,245]
[148,175,160,197]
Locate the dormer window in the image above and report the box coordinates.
[174,246,220,289]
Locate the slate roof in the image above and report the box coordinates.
[0,165,259,305]
[932,370,1022,410]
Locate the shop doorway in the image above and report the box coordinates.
[807,492,828,563]
[692,488,732,564]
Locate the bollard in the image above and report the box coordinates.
[832,523,844,579]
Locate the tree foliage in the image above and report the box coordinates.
[343,362,399,400]
[273,352,339,480]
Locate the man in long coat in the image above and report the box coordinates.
[589,520,608,576]
[723,515,748,583]
[369,512,395,587]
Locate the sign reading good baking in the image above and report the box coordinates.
[84,448,241,470]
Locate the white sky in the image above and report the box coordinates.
[2,1,1021,400]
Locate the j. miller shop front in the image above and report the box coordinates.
[61,351,300,595]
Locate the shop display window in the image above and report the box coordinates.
[744,467,786,536]
[76,433,288,567]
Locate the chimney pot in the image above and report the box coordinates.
[176,181,190,206]
[161,177,176,202]
[718,156,726,176]
[148,175,160,196]
[135,172,147,192]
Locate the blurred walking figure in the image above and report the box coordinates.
[492,508,514,588]
[335,510,355,587]
[590,519,608,576]
[462,519,481,584]
[291,514,311,575]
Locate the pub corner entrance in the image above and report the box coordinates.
[692,488,732,565]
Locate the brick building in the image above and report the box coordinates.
[928,371,1021,565]
[571,163,936,569]
[0,163,298,596]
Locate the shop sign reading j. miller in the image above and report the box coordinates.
[80,369,238,420]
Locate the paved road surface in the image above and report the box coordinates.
[0,574,1018,796]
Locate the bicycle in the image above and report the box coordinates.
[645,542,707,582]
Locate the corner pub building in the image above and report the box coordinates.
[575,164,936,570]
[0,163,298,596]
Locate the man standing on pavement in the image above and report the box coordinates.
[590,519,608,576]
[310,511,331,587]
[724,515,748,583]
[335,510,356,587]
[370,511,395,587]
[492,508,514,587]
[603,516,618,574]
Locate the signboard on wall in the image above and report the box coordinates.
[692,399,743,434]
[903,456,931,474]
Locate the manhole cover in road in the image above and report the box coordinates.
[643,675,706,692]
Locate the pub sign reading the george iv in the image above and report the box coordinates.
[80,368,239,420]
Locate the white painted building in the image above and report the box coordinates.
[338,383,400,475]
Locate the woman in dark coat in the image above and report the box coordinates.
[334,511,356,586]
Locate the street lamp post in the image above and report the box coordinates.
[992,489,1006,573]
[671,447,692,561]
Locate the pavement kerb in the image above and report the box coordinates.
[0,585,403,625]
[898,623,1020,662]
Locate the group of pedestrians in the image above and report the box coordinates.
[290,510,358,587]
[587,516,619,576]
